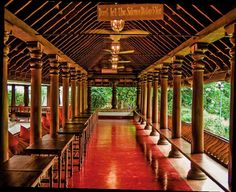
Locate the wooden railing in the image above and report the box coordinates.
[133,110,229,192]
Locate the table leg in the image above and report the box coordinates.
[65,148,68,188]
[58,155,62,188]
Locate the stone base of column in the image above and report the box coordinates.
[141,119,146,125]
[168,146,182,158]
[150,129,158,136]
[144,124,152,130]
[187,164,207,180]
[157,135,168,145]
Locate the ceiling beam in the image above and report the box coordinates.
[142,7,236,75]
[4,9,87,74]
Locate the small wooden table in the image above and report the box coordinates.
[58,124,87,170]
[42,134,75,177]
[0,155,56,187]
[25,139,69,188]
[0,171,42,187]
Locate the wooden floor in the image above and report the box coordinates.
[62,119,223,191]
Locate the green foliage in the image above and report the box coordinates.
[117,87,136,109]
[91,87,112,109]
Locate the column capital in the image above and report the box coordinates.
[4,32,10,58]
[77,70,82,82]
[153,69,160,81]
[147,72,153,82]
[160,63,169,79]
[172,55,184,76]
[70,67,77,81]
[190,42,208,70]
[4,32,10,44]
[48,54,59,75]
[27,41,43,69]
[225,22,236,36]
[61,62,70,78]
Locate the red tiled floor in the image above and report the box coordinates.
[68,119,192,191]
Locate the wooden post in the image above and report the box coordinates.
[70,67,77,119]
[225,23,235,191]
[111,81,118,109]
[47,85,50,107]
[24,85,29,107]
[137,79,141,111]
[138,76,144,123]
[84,77,88,112]
[169,55,184,158]
[27,41,43,145]
[150,69,159,136]
[48,54,59,137]
[0,32,10,163]
[11,85,16,107]
[187,42,208,180]
[87,80,92,113]
[141,74,147,125]
[145,73,153,130]
[81,73,85,113]
[76,70,81,116]
[158,63,169,145]
[61,62,70,127]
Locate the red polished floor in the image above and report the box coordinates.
[68,119,192,191]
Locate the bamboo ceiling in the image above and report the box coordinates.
[4,1,236,85]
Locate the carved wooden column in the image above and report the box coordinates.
[24,85,29,107]
[0,32,10,163]
[84,77,88,112]
[70,67,77,119]
[225,23,235,191]
[61,62,70,127]
[81,73,86,113]
[141,74,147,125]
[150,70,159,136]
[11,85,16,107]
[87,79,92,113]
[27,41,43,145]
[48,54,59,137]
[137,79,141,111]
[145,73,153,130]
[138,76,144,123]
[169,55,184,158]
[158,63,169,145]
[187,42,208,180]
[76,70,81,116]
[111,81,118,109]
[47,85,50,107]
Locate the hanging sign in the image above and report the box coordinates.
[97,4,164,21]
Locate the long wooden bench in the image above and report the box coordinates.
[134,111,229,192]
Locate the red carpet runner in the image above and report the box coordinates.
[68,119,192,191]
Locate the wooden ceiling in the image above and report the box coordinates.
[4,1,236,85]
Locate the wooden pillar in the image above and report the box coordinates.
[87,80,92,113]
[0,32,10,163]
[70,67,77,119]
[158,63,169,145]
[169,55,184,158]
[76,70,81,116]
[47,85,50,107]
[111,81,118,109]
[61,62,70,127]
[48,54,59,137]
[24,85,29,107]
[27,41,43,145]
[11,85,16,107]
[225,23,235,191]
[136,79,141,111]
[84,77,88,112]
[81,73,85,113]
[187,42,208,180]
[141,74,147,125]
[150,69,159,136]
[138,76,144,123]
[145,73,153,130]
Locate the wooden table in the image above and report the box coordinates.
[42,134,75,177]
[25,139,69,188]
[0,171,42,187]
[58,124,87,170]
[0,155,56,187]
